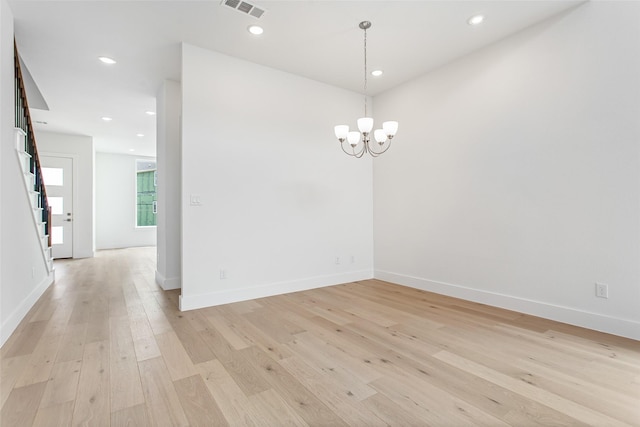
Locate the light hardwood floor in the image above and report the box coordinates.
[1,247,639,426]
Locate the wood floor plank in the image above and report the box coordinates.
[173,374,229,426]
[138,356,189,427]
[40,300,75,338]
[212,306,294,360]
[132,334,161,362]
[154,331,198,381]
[163,311,216,364]
[362,392,443,427]
[32,401,74,427]
[248,389,310,427]
[433,349,629,427]
[2,321,48,358]
[39,359,83,408]
[15,333,63,387]
[0,354,30,409]
[206,313,252,350]
[198,327,272,397]
[0,381,47,427]
[239,345,349,426]
[278,356,385,426]
[86,316,111,344]
[71,340,110,427]
[195,359,259,427]
[55,322,88,363]
[110,404,151,427]
[109,316,145,412]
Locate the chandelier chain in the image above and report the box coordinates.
[363,24,368,117]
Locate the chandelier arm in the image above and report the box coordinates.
[340,142,357,157]
[367,140,392,157]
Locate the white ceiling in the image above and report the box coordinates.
[9,0,582,157]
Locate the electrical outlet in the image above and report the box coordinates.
[220,269,227,280]
[335,257,341,265]
[595,282,609,299]
[350,255,355,264]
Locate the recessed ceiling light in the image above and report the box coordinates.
[101,116,112,121]
[98,56,116,64]
[129,149,135,152]
[468,14,485,26]
[371,70,383,77]
[145,111,156,116]
[248,25,264,35]
[136,133,144,137]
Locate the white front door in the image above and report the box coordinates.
[41,156,73,259]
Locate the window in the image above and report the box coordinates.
[42,167,63,186]
[136,160,157,227]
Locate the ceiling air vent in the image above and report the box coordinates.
[221,0,266,19]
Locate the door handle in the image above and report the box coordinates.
[64,219,72,222]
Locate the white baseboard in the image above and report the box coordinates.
[375,270,640,341]
[155,270,181,290]
[0,272,55,348]
[179,270,373,311]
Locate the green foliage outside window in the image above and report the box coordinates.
[137,170,157,226]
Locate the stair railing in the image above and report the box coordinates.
[14,41,52,248]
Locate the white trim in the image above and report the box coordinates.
[375,270,640,341]
[155,270,181,290]
[179,270,373,311]
[0,272,55,348]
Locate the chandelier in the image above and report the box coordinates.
[334,21,398,158]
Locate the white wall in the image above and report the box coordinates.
[95,152,157,249]
[373,2,640,340]
[180,44,373,310]
[155,80,181,290]
[1,0,53,347]
[38,131,94,258]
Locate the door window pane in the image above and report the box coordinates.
[49,197,63,215]
[42,167,63,186]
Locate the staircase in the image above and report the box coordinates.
[14,42,53,273]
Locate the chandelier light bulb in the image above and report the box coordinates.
[374,129,387,143]
[383,121,399,138]
[347,131,361,146]
[357,117,374,134]
[334,125,349,141]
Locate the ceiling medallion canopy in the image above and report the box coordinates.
[334,21,398,158]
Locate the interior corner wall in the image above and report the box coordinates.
[373,2,640,340]
[155,79,181,290]
[1,0,53,347]
[180,43,374,310]
[95,152,157,250]
[37,131,94,258]
[0,0,8,339]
